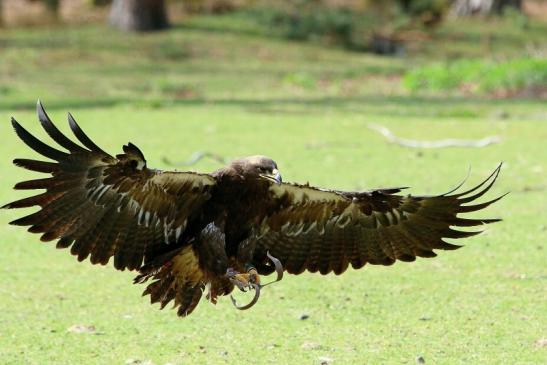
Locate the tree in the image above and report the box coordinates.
[43,0,59,13]
[109,0,169,31]
[451,0,522,16]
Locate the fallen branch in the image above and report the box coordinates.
[162,151,227,167]
[367,124,501,148]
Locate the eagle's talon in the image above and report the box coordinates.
[230,283,261,310]
[230,277,248,292]
[226,266,262,310]
[226,253,284,311]
[226,268,257,292]
[247,267,260,286]
[259,251,284,287]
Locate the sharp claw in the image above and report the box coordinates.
[268,251,284,281]
[226,268,251,291]
[259,251,284,288]
[227,253,283,311]
[230,278,248,292]
[230,283,261,310]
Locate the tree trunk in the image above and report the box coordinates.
[109,0,169,31]
[450,0,522,16]
[43,0,60,13]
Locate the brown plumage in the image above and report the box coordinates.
[3,101,505,317]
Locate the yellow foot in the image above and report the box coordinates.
[226,267,260,291]
[226,252,284,311]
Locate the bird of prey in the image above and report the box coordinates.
[3,102,505,317]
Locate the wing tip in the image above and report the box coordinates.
[458,192,508,213]
[36,99,46,117]
[444,162,503,198]
[438,240,463,250]
[67,111,108,155]
[67,111,76,126]
[10,116,20,129]
[452,163,505,205]
[442,165,471,196]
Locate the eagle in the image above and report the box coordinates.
[3,102,505,317]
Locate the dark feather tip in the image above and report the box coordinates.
[68,112,107,154]
[36,100,47,120]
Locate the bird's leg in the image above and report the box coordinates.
[225,266,261,310]
[226,251,284,310]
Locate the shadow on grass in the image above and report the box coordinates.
[176,20,373,55]
[175,21,264,38]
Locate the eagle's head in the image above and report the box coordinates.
[228,155,282,184]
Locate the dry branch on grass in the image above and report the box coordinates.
[162,151,227,167]
[368,124,501,148]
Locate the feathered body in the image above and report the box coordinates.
[3,102,505,317]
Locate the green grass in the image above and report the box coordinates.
[0,14,546,365]
[403,58,547,94]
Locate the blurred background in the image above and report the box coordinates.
[0,0,545,107]
[0,1,546,364]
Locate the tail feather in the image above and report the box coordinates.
[137,246,208,318]
[140,266,204,317]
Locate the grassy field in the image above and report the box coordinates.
[0,13,546,365]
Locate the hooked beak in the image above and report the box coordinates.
[260,169,282,185]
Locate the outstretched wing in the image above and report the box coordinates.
[3,102,216,271]
[254,165,504,275]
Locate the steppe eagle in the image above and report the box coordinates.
[3,102,505,317]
